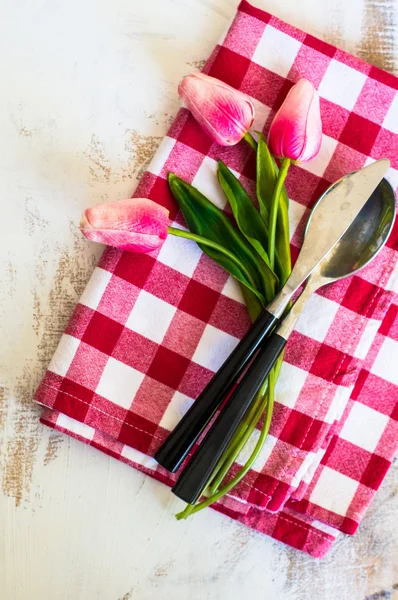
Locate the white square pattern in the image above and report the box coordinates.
[300,135,338,178]
[48,334,80,376]
[371,337,398,385]
[385,262,398,293]
[288,199,307,239]
[310,466,359,515]
[353,318,380,359]
[249,97,272,132]
[79,267,112,311]
[382,93,398,135]
[96,358,145,409]
[121,444,159,470]
[252,26,301,77]
[57,412,95,441]
[157,224,203,278]
[192,324,239,372]
[339,401,389,453]
[290,449,319,488]
[295,294,340,343]
[125,290,177,344]
[323,384,353,424]
[159,391,194,431]
[192,156,228,210]
[276,362,308,409]
[318,60,367,111]
[147,136,176,176]
[236,431,278,471]
[221,276,245,304]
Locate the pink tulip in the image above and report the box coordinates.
[178,72,255,146]
[80,198,169,253]
[267,79,322,163]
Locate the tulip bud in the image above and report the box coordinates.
[178,72,255,146]
[80,198,169,253]
[267,79,322,163]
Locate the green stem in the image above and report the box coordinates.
[175,370,275,520]
[168,226,264,304]
[243,131,257,151]
[267,158,290,270]
[207,377,269,495]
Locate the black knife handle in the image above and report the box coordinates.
[171,332,287,504]
[155,310,278,472]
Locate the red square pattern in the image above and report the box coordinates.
[161,141,207,185]
[241,62,286,108]
[339,113,381,156]
[278,409,325,452]
[223,10,266,59]
[371,128,398,169]
[118,412,159,453]
[54,379,93,422]
[64,304,95,340]
[130,376,176,423]
[360,454,391,490]
[288,43,331,88]
[303,34,336,58]
[178,361,214,398]
[96,275,141,325]
[191,253,230,294]
[162,311,207,360]
[113,252,156,288]
[208,46,252,89]
[66,343,109,390]
[178,114,213,156]
[82,312,124,356]
[209,294,251,339]
[379,303,398,338]
[319,98,350,140]
[353,77,396,124]
[144,261,191,307]
[112,329,159,373]
[341,276,382,317]
[148,176,179,219]
[178,279,221,322]
[323,142,367,183]
[369,64,398,90]
[147,346,191,390]
[310,343,355,385]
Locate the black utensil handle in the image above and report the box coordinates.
[155,309,278,472]
[171,332,287,504]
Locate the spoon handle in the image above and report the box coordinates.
[155,309,278,472]
[172,331,287,504]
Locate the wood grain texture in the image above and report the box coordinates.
[0,0,397,598]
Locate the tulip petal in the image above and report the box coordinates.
[267,79,322,163]
[80,227,165,253]
[178,73,254,146]
[80,197,169,254]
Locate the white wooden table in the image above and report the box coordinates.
[1,1,397,598]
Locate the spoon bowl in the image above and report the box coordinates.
[306,176,396,282]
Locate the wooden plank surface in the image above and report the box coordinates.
[0,0,397,598]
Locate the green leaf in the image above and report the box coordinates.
[239,285,264,322]
[256,133,291,285]
[168,173,276,303]
[217,160,271,270]
[167,226,265,306]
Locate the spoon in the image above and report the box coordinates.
[172,175,396,504]
[155,159,390,474]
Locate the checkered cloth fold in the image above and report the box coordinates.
[35,0,398,557]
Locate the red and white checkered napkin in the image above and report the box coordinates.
[35,0,398,557]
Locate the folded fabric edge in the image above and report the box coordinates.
[39,407,337,558]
